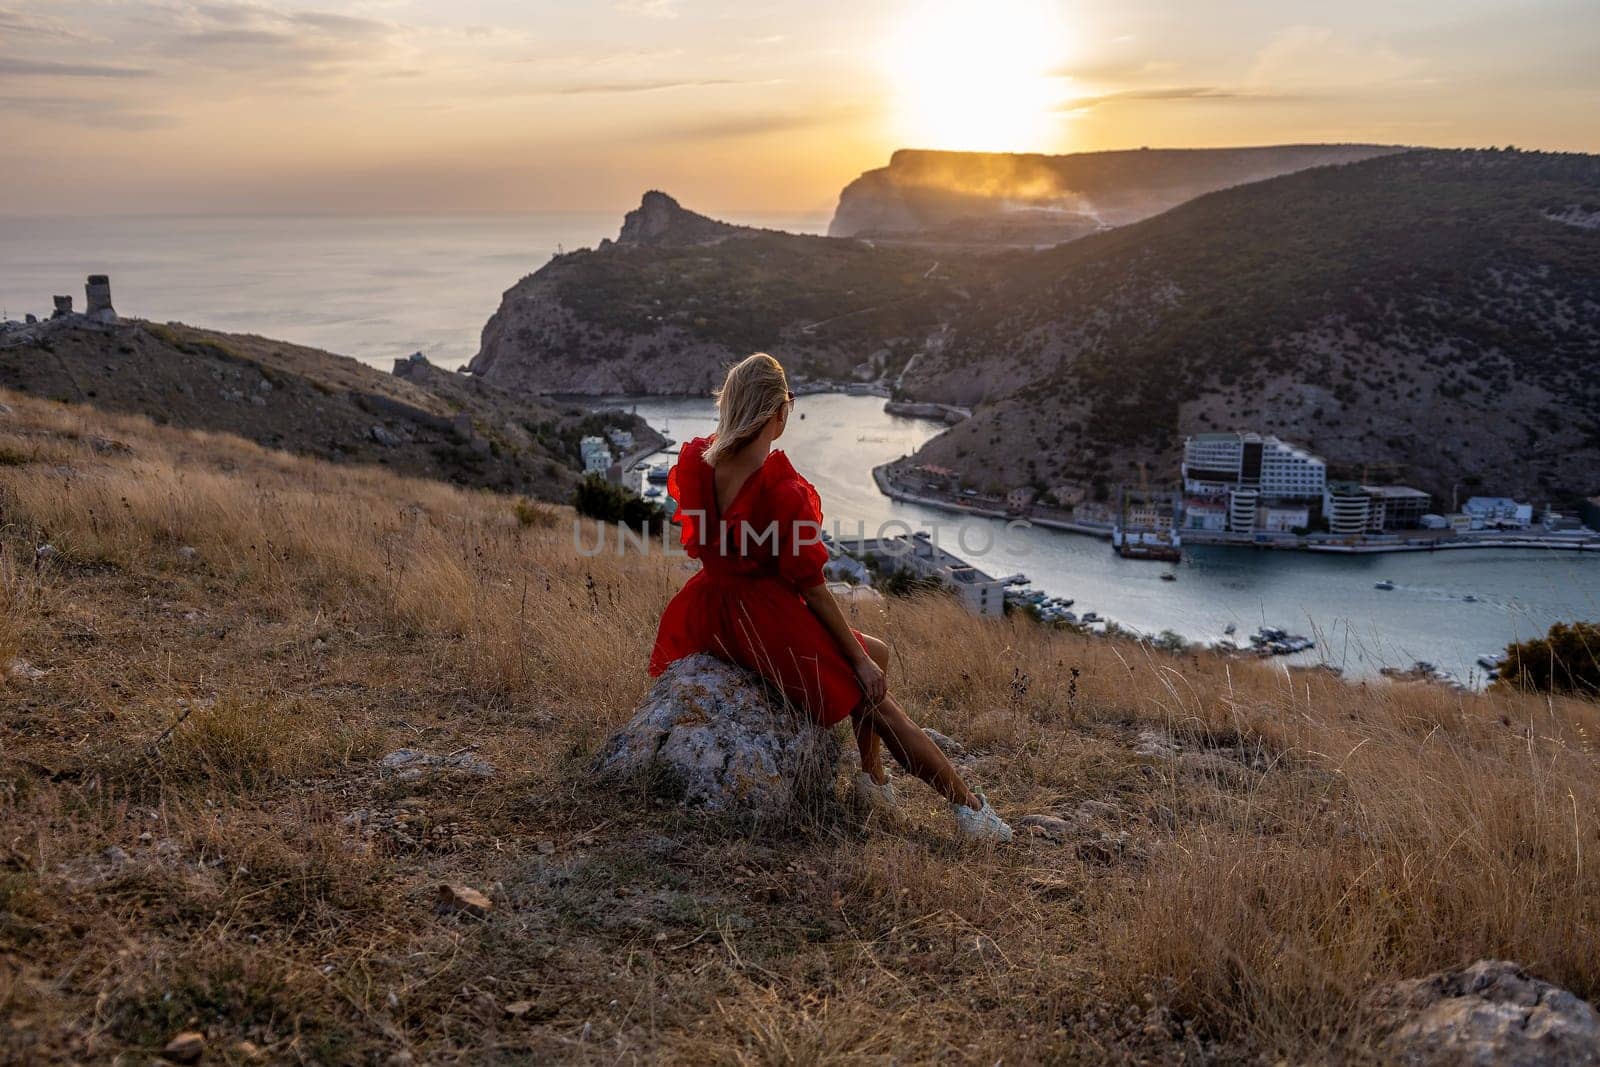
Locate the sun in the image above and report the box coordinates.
[883,0,1069,153]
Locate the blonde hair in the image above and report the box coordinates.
[703,353,789,467]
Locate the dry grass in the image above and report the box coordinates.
[1,386,1596,1064]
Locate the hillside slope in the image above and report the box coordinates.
[829,144,1402,243]
[899,149,1600,502]
[0,317,659,498]
[469,192,984,395]
[2,387,1598,1062]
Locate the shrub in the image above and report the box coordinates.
[571,475,665,533]
[1497,621,1600,697]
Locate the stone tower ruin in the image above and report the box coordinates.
[84,275,117,324]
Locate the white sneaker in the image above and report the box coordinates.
[852,771,900,822]
[952,794,1013,843]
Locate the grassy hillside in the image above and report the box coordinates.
[2,388,1597,1062]
[0,318,657,499]
[904,148,1600,502]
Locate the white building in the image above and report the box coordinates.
[1182,432,1327,500]
[605,428,635,451]
[579,435,614,475]
[1323,483,1373,536]
[837,532,1006,617]
[1463,496,1534,528]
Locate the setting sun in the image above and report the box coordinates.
[883,0,1070,153]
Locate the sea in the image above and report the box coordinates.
[4,214,1598,684]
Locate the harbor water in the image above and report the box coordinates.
[608,393,1600,686]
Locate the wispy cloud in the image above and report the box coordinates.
[0,56,152,78]
[615,0,678,19]
[550,77,765,95]
[1061,85,1304,112]
[0,6,82,40]
[0,94,175,129]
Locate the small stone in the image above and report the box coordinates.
[922,727,967,757]
[160,1030,205,1064]
[35,544,58,562]
[534,839,556,855]
[1017,814,1076,840]
[177,546,199,561]
[102,845,130,865]
[232,1040,263,1060]
[7,659,47,681]
[369,424,403,448]
[435,883,492,919]
[504,1000,535,1017]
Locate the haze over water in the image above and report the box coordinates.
[0,214,826,368]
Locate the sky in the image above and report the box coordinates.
[1,0,1597,217]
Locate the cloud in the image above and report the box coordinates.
[661,111,824,140]
[0,6,82,40]
[0,55,153,78]
[1248,26,1423,90]
[161,2,398,78]
[0,94,175,129]
[1060,86,1303,112]
[615,0,678,18]
[550,77,764,95]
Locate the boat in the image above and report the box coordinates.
[1223,623,1237,636]
[1081,611,1101,623]
[1476,653,1505,671]
[647,466,670,484]
[1463,594,1479,603]
[1160,572,1177,582]
[1374,579,1396,590]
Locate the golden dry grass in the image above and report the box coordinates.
[1,387,1597,1064]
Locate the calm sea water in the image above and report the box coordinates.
[6,216,1596,682]
[0,213,828,368]
[607,395,1600,686]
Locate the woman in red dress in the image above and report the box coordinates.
[649,354,1012,841]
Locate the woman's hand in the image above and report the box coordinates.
[854,654,887,706]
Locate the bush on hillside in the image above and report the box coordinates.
[1496,621,1600,697]
[571,475,665,533]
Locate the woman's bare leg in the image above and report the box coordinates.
[861,694,980,810]
[852,635,891,783]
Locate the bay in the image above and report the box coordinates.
[606,394,1600,686]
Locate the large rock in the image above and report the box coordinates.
[1364,959,1600,1066]
[591,654,841,818]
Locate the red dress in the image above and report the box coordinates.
[648,436,867,727]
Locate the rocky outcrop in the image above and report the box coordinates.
[615,191,752,247]
[590,655,842,818]
[1364,959,1600,1066]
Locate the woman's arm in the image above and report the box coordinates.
[800,583,886,704]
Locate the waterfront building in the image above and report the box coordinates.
[1463,496,1534,528]
[1006,487,1037,513]
[1323,483,1373,536]
[1048,483,1087,508]
[605,428,635,451]
[1228,488,1260,533]
[1182,432,1327,500]
[579,435,614,475]
[1261,505,1310,533]
[1182,498,1228,532]
[1361,485,1432,530]
[834,532,1006,617]
[1582,496,1600,532]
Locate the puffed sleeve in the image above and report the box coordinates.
[666,460,703,559]
[776,476,828,589]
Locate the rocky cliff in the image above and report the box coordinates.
[468,192,979,396]
[828,144,1403,244]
